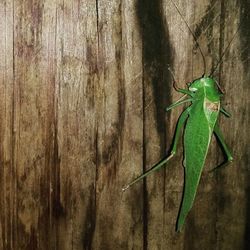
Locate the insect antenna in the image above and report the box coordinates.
[210,23,241,77]
[170,0,206,76]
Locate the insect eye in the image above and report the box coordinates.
[189,87,197,92]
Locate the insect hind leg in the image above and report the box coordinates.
[210,124,233,172]
[122,107,190,191]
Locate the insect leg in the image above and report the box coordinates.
[211,124,233,171]
[166,98,193,112]
[170,107,190,155]
[176,88,194,97]
[220,107,231,117]
[122,108,190,191]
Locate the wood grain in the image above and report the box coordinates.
[0,0,249,249]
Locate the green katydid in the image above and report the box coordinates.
[122,1,238,231]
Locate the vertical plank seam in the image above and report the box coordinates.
[53,5,57,250]
[95,0,99,52]
[93,0,99,248]
[11,0,17,248]
[216,0,225,248]
[3,1,7,248]
[142,28,148,250]
[3,2,7,249]
[218,0,225,85]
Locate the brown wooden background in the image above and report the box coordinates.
[0,0,249,249]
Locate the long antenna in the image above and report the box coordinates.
[210,23,241,76]
[170,0,206,76]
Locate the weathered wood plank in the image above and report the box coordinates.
[13,0,58,248]
[0,1,14,249]
[55,0,98,249]
[137,0,172,248]
[177,1,221,248]
[92,0,144,249]
[216,0,250,249]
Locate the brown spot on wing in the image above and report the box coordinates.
[205,100,220,111]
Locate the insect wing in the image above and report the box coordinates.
[177,101,218,231]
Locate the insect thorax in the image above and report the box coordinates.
[189,77,221,102]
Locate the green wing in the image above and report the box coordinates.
[177,99,219,231]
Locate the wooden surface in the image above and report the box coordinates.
[0,0,249,249]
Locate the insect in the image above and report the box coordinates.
[122,0,238,231]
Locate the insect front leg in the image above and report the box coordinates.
[211,124,233,171]
[122,107,190,191]
[166,97,193,112]
[175,88,194,97]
